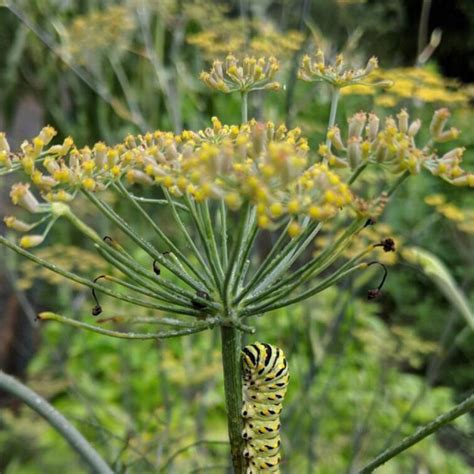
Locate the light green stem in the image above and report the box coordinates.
[38,312,212,339]
[0,236,200,317]
[115,181,207,287]
[163,188,213,281]
[325,86,340,151]
[358,392,474,473]
[387,170,410,197]
[241,92,248,123]
[0,370,114,474]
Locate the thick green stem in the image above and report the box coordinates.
[0,370,113,474]
[220,326,245,474]
[358,392,474,473]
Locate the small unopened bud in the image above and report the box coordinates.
[0,150,12,168]
[126,169,153,185]
[367,113,380,141]
[347,137,362,169]
[365,56,378,74]
[327,126,345,150]
[10,183,40,213]
[436,127,460,143]
[0,132,10,153]
[397,109,409,133]
[4,216,34,232]
[19,234,45,248]
[38,126,57,146]
[348,112,367,138]
[408,119,421,137]
[429,108,450,138]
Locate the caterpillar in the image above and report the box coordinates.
[241,342,289,473]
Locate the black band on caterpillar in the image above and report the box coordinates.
[242,342,289,473]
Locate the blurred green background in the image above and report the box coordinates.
[0,1,473,473]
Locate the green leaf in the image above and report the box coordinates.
[402,246,474,331]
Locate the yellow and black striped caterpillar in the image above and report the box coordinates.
[242,342,289,473]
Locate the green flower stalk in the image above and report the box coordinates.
[1,52,472,473]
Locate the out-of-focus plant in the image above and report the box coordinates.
[1,44,473,472]
[341,66,470,107]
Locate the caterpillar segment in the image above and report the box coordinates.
[242,342,289,474]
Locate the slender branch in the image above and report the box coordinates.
[38,312,213,339]
[163,188,213,281]
[115,181,208,287]
[223,203,252,305]
[241,92,248,123]
[235,219,291,304]
[95,245,195,308]
[127,193,188,211]
[348,163,368,185]
[199,201,225,281]
[241,263,365,317]
[219,200,229,271]
[83,190,204,294]
[184,195,223,293]
[325,86,340,151]
[159,440,229,473]
[0,236,200,317]
[358,392,474,473]
[0,370,114,474]
[386,170,410,197]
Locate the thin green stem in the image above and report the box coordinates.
[84,190,204,293]
[223,203,251,305]
[220,200,229,271]
[241,263,365,317]
[0,236,200,317]
[387,170,410,197]
[348,163,368,185]
[127,193,188,211]
[0,370,114,474]
[200,201,225,280]
[220,326,245,474]
[249,243,372,308]
[358,392,474,473]
[325,86,340,151]
[62,207,210,308]
[235,219,291,304]
[159,440,229,473]
[185,195,223,293]
[115,181,208,287]
[245,218,365,305]
[239,220,322,305]
[163,188,213,281]
[98,243,218,311]
[38,312,213,339]
[241,92,248,123]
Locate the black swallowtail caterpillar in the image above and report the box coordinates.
[242,342,289,473]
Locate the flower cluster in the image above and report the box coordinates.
[320,108,474,186]
[298,50,386,89]
[425,194,474,235]
[341,66,469,106]
[200,55,281,94]
[1,119,357,246]
[61,6,135,65]
[188,20,304,60]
